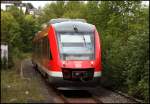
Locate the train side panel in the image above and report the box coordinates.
[95,28,102,72]
[47,25,62,76]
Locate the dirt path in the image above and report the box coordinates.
[21,59,64,103]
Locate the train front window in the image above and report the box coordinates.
[57,32,95,60]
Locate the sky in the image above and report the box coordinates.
[22,1,149,9]
[22,1,55,8]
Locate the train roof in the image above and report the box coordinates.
[33,18,95,42]
[48,18,86,24]
[53,21,95,32]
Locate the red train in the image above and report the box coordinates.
[32,18,102,87]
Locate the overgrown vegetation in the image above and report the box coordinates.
[1,6,40,68]
[1,1,149,102]
[1,53,48,103]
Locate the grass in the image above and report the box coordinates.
[1,53,48,103]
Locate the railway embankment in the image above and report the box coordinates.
[1,58,52,103]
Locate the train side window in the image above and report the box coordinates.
[39,40,41,57]
[43,38,45,57]
[42,39,44,57]
[34,42,36,54]
[37,41,39,56]
[34,42,36,53]
[35,42,37,55]
[33,42,36,54]
[47,37,52,60]
[36,42,38,57]
[42,38,45,57]
[36,41,38,55]
[39,41,40,57]
[33,42,34,52]
[44,37,47,58]
[40,39,43,57]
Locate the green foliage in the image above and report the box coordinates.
[96,1,149,102]
[37,1,86,24]
[21,15,40,52]
[1,11,20,68]
[37,2,63,24]
[3,6,40,49]
[1,6,40,69]
[1,11,21,45]
[1,1,149,102]
[63,1,86,18]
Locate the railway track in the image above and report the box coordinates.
[55,88,103,103]
[36,66,103,103]
[22,59,143,103]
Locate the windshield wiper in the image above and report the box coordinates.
[82,35,86,47]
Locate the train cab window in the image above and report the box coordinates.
[57,32,95,60]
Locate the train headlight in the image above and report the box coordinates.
[62,62,66,67]
[91,61,94,66]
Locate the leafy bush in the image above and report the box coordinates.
[1,1,149,102]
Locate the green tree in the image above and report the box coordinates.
[37,2,65,24]
[1,11,21,47]
[124,6,149,101]
[21,14,40,52]
[63,1,86,18]
[6,6,40,52]
[1,11,20,68]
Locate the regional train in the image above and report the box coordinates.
[32,18,102,87]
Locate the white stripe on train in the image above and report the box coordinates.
[35,61,101,77]
[48,71,101,77]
